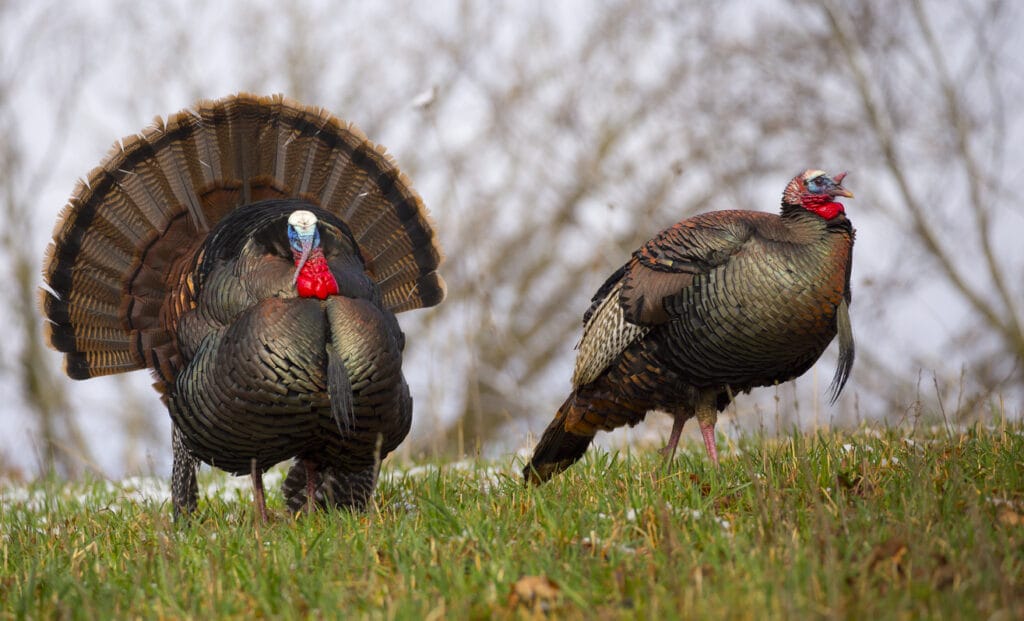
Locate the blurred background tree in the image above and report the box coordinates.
[2,0,1020,478]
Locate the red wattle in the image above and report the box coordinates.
[295,255,339,300]
[802,195,846,220]
[808,201,845,220]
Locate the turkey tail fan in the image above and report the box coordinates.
[41,93,445,385]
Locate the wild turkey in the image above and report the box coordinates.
[41,93,445,518]
[524,169,855,483]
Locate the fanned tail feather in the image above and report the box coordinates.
[42,93,445,386]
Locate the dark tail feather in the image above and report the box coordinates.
[326,346,353,433]
[523,395,595,485]
[827,298,855,404]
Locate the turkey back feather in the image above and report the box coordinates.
[41,93,445,387]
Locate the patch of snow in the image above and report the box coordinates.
[119,476,171,504]
[841,443,874,454]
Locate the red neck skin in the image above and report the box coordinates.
[802,193,846,220]
[293,248,339,300]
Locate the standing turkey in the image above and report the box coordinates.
[41,94,445,519]
[524,169,854,483]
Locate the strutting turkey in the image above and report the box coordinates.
[41,93,445,519]
[524,170,855,484]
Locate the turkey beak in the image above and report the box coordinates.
[292,234,315,284]
[831,172,853,198]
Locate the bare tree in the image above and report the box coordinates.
[816,0,1023,413]
[2,0,1019,476]
[405,0,1023,447]
[0,3,91,476]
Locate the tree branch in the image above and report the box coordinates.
[821,0,1023,365]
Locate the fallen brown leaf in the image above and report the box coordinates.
[687,473,713,497]
[997,508,1022,527]
[867,537,909,577]
[508,575,561,613]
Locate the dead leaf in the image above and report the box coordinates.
[687,473,713,497]
[997,508,1022,527]
[508,575,561,613]
[867,537,909,577]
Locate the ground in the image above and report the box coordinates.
[1,422,1022,619]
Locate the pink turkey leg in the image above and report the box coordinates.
[696,408,719,467]
[659,410,689,459]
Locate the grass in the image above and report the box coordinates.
[2,423,1023,619]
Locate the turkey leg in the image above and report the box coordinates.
[659,407,692,460]
[251,459,269,523]
[695,395,719,467]
[303,459,318,514]
[171,425,199,520]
